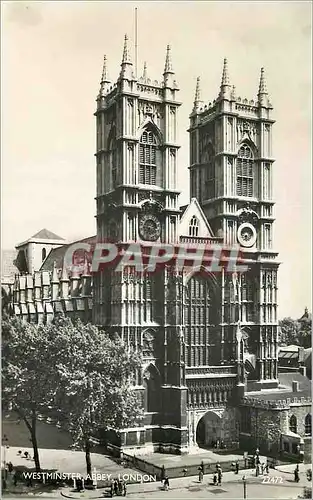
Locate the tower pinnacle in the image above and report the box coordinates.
[258,67,270,107]
[98,55,111,98]
[164,45,174,74]
[221,58,230,87]
[119,34,134,80]
[258,67,268,95]
[101,55,110,83]
[122,34,131,64]
[193,77,203,112]
[219,58,231,100]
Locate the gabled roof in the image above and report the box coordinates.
[40,235,96,272]
[179,198,215,238]
[31,229,64,241]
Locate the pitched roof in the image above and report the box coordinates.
[40,235,96,272]
[31,229,64,241]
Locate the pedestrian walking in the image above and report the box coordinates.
[294,467,300,483]
[163,477,169,491]
[198,469,204,483]
[213,473,217,486]
[122,481,127,497]
[265,464,269,474]
[217,468,222,486]
[235,461,239,474]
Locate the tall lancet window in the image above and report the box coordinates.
[139,129,158,185]
[236,144,254,197]
[189,216,199,237]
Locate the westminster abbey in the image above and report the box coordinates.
[9,36,311,458]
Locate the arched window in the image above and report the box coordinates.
[189,216,199,237]
[139,129,158,185]
[42,248,46,262]
[305,414,312,435]
[237,144,254,197]
[289,415,297,434]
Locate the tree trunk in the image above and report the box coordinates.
[85,439,92,477]
[17,407,41,472]
[31,411,41,472]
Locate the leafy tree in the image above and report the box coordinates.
[2,315,143,476]
[53,317,143,477]
[2,317,59,471]
[298,309,312,349]
[278,317,300,346]
[279,311,312,348]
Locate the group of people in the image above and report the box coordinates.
[110,478,127,497]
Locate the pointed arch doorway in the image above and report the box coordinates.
[196,411,223,448]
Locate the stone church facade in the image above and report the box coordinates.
[8,36,311,457]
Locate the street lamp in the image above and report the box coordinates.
[242,475,247,499]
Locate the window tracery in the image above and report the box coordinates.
[237,144,254,197]
[139,129,158,185]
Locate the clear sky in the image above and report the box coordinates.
[1,1,312,319]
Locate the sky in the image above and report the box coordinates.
[1,1,312,319]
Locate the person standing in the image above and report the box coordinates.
[198,469,204,483]
[235,461,239,474]
[294,466,300,483]
[163,477,169,491]
[217,468,222,486]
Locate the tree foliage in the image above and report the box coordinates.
[52,316,143,476]
[278,312,311,348]
[2,317,61,471]
[2,315,143,475]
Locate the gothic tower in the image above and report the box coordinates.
[93,37,188,453]
[188,60,280,391]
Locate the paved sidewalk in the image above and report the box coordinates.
[60,463,309,498]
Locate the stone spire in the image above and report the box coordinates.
[120,34,133,80]
[219,58,231,100]
[221,58,230,86]
[98,55,111,99]
[193,77,203,112]
[164,45,174,74]
[163,45,177,89]
[230,85,236,101]
[258,67,267,95]
[257,67,270,107]
[122,34,131,64]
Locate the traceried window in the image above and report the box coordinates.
[139,130,158,185]
[289,415,297,434]
[237,144,254,197]
[189,216,199,237]
[184,275,219,367]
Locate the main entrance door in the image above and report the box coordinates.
[196,411,223,448]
